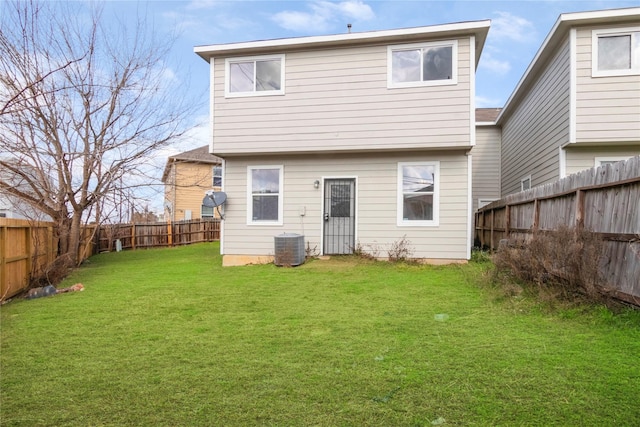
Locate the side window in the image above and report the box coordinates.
[247,166,283,225]
[592,28,640,77]
[201,205,214,218]
[520,176,531,191]
[397,162,440,226]
[226,55,285,97]
[388,41,457,88]
[212,165,222,187]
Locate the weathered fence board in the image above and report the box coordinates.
[475,156,640,305]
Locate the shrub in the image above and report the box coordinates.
[387,235,414,263]
[492,226,610,304]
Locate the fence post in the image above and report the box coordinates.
[0,224,6,298]
[131,222,136,250]
[533,199,540,232]
[167,220,173,247]
[575,189,585,232]
[505,204,511,241]
[24,226,32,288]
[490,209,495,250]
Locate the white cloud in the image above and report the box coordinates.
[186,0,218,11]
[479,53,511,75]
[475,95,503,108]
[273,0,374,33]
[491,11,536,43]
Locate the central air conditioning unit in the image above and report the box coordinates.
[274,233,305,266]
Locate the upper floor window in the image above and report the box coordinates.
[212,165,222,187]
[247,165,283,225]
[388,41,457,88]
[397,162,440,226]
[226,54,285,97]
[592,28,640,77]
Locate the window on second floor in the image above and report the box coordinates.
[212,165,222,187]
[388,41,458,88]
[226,54,285,97]
[592,28,640,77]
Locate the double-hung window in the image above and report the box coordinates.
[592,28,640,77]
[247,166,283,225]
[397,162,439,226]
[212,165,222,187]
[226,54,285,97]
[388,41,457,88]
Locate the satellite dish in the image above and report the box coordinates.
[202,191,227,208]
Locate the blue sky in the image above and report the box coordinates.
[96,0,638,151]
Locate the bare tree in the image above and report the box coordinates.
[0,1,197,267]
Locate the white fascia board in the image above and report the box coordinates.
[195,20,491,59]
[497,7,640,124]
[475,122,498,126]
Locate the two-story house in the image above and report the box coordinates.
[497,8,640,195]
[162,145,224,221]
[195,21,490,266]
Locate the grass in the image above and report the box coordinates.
[1,243,639,426]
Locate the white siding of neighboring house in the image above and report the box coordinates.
[500,36,571,196]
[211,38,473,155]
[472,125,501,209]
[565,146,639,175]
[221,151,470,263]
[574,25,640,144]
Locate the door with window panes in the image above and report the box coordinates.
[323,179,355,255]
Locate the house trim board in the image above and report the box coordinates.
[469,35,476,147]
[466,153,472,260]
[209,58,216,153]
[569,27,577,144]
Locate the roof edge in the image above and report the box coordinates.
[195,19,491,60]
[497,7,640,124]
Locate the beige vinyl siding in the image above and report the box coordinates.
[212,39,472,155]
[565,146,640,175]
[222,151,470,260]
[574,25,640,143]
[472,125,501,209]
[168,163,219,221]
[501,36,571,196]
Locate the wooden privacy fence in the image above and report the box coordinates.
[475,156,640,305]
[95,219,220,252]
[0,218,220,301]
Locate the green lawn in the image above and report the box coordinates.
[1,243,639,426]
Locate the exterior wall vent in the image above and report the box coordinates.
[274,233,305,266]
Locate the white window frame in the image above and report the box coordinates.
[387,40,458,89]
[247,165,284,226]
[225,54,285,98]
[201,204,215,219]
[595,156,633,167]
[212,165,223,187]
[397,161,440,227]
[478,199,496,210]
[592,27,640,77]
[520,175,532,192]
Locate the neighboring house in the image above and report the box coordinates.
[162,145,224,221]
[473,108,502,209]
[0,160,52,221]
[496,8,640,196]
[195,21,491,265]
